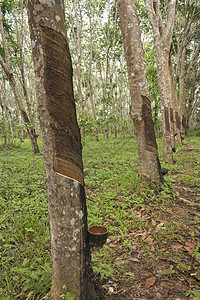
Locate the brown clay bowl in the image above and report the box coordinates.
[88,225,108,247]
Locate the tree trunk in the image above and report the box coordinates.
[110,74,117,137]
[0,79,14,143]
[8,71,39,154]
[117,0,163,187]
[26,1,97,299]
[145,0,177,163]
[0,91,9,144]
[0,7,39,154]
[154,45,174,162]
[67,0,85,137]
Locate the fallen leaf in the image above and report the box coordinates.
[184,240,196,253]
[185,240,196,248]
[195,254,200,261]
[156,222,165,228]
[120,260,126,264]
[135,233,146,238]
[150,245,155,252]
[158,219,165,223]
[109,243,117,248]
[151,219,156,226]
[130,245,137,250]
[160,248,167,252]
[145,237,153,243]
[109,236,116,240]
[130,258,140,263]
[183,246,192,253]
[145,276,157,289]
[172,244,183,251]
[172,221,179,226]
[126,272,135,278]
[142,234,147,240]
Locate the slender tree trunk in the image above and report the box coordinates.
[110,74,117,137]
[145,0,177,163]
[26,1,97,299]
[154,45,174,162]
[67,0,85,137]
[89,79,99,141]
[7,70,39,153]
[14,8,35,127]
[85,2,98,141]
[0,92,9,144]
[117,0,163,187]
[0,7,39,154]
[168,59,178,147]
[95,47,109,139]
[0,78,14,143]
[7,87,16,143]
[185,69,200,132]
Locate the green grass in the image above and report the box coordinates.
[0,132,200,298]
[0,140,51,299]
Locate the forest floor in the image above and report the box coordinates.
[101,180,200,299]
[0,130,200,299]
[85,132,200,300]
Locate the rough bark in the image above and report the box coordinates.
[117,0,162,187]
[26,1,97,299]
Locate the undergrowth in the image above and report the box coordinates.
[0,132,200,298]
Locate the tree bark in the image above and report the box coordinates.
[117,0,163,187]
[145,0,177,163]
[0,89,9,144]
[26,1,97,299]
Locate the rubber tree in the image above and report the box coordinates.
[26,0,97,299]
[144,0,177,162]
[0,85,9,143]
[117,0,163,187]
[0,76,15,143]
[173,0,200,134]
[0,6,40,154]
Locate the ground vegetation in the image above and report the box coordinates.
[0,131,200,299]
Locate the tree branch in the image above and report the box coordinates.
[145,0,161,39]
[163,0,177,45]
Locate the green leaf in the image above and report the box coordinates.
[190,291,200,299]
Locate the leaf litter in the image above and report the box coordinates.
[87,137,200,299]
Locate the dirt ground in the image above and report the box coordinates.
[98,142,200,299]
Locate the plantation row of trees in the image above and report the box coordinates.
[0,0,199,298]
[0,0,199,149]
